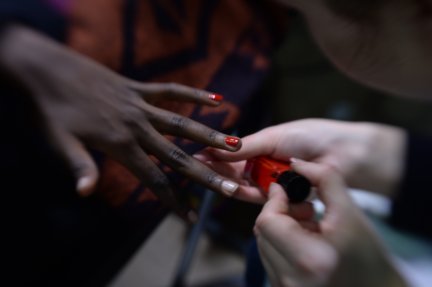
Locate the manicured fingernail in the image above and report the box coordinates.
[221,180,239,195]
[225,136,240,147]
[209,93,223,102]
[77,176,93,196]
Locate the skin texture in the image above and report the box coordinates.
[196,119,407,203]
[275,0,432,99]
[198,1,430,285]
[254,160,407,287]
[0,25,241,213]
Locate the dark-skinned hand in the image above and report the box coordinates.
[0,24,241,214]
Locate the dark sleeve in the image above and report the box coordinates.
[0,0,67,41]
[388,132,432,240]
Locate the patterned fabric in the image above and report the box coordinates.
[62,0,279,212]
[11,0,279,210]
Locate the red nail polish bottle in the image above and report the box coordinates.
[244,156,311,203]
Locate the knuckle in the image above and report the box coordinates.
[148,171,170,189]
[207,130,218,142]
[166,82,180,94]
[192,87,202,97]
[169,116,190,129]
[168,148,189,165]
[255,213,276,231]
[123,105,147,124]
[106,129,134,148]
[319,165,338,180]
[205,171,220,185]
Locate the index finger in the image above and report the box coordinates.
[130,82,223,106]
[261,183,290,215]
[255,183,302,237]
[202,126,282,162]
[290,158,352,212]
[146,105,242,152]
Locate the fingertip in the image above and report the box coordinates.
[76,174,98,197]
[290,157,314,180]
[290,159,340,187]
[206,147,239,161]
[221,180,239,196]
[224,136,242,151]
[233,185,268,205]
[268,182,284,198]
[208,93,224,103]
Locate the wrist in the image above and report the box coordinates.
[332,227,408,287]
[0,24,56,83]
[349,122,407,198]
[367,123,407,198]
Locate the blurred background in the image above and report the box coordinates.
[110,14,432,287]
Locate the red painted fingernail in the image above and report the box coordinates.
[225,136,240,147]
[209,93,223,102]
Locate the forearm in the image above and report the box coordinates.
[329,222,409,287]
[0,24,81,99]
[0,25,53,79]
[0,24,36,98]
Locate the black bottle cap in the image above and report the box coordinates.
[277,171,311,203]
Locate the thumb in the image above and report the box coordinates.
[50,128,99,196]
[263,182,290,215]
[290,158,350,208]
[204,127,281,162]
